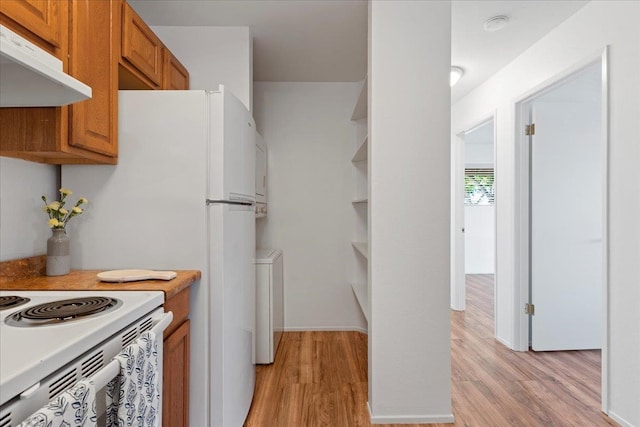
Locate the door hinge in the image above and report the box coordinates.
[525,123,536,136]
[525,303,535,315]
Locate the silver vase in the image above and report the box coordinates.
[46,228,70,276]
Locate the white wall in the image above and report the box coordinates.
[451,2,640,424]
[253,81,366,332]
[464,206,494,274]
[0,158,58,261]
[152,26,253,112]
[465,144,493,165]
[369,1,452,423]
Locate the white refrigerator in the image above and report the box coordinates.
[62,86,256,427]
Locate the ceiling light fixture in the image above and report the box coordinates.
[484,15,509,32]
[450,66,464,87]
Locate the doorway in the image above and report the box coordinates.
[514,51,608,408]
[451,116,496,317]
[528,61,603,351]
[463,119,495,276]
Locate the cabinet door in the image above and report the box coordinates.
[163,319,190,427]
[67,0,118,160]
[121,2,163,87]
[0,0,62,47]
[163,48,190,90]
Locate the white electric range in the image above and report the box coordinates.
[0,289,165,426]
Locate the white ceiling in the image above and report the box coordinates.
[128,0,368,82]
[451,0,588,102]
[129,0,589,101]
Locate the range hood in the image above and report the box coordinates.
[0,25,91,107]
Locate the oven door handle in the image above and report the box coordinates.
[151,311,173,337]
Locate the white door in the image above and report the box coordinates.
[530,100,603,351]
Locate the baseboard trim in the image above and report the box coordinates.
[284,326,368,334]
[367,405,454,424]
[608,410,634,427]
[495,335,513,350]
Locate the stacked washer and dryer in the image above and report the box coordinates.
[253,135,283,365]
[254,249,284,364]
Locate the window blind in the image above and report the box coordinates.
[465,168,495,205]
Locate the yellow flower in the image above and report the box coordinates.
[42,188,86,229]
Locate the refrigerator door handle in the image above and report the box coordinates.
[206,199,255,207]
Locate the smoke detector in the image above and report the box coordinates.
[484,15,509,32]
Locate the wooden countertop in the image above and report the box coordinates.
[0,269,201,299]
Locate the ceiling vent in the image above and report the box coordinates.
[484,15,509,32]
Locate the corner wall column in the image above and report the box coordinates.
[368,0,453,423]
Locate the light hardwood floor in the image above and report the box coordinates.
[245,275,616,426]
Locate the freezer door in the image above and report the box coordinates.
[209,87,256,202]
[208,203,256,427]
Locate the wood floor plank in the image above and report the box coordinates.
[244,275,616,426]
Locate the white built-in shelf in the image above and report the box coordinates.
[351,241,368,260]
[350,76,368,121]
[352,197,368,205]
[351,282,369,322]
[351,135,368,162]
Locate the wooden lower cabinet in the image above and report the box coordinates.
[163,319,190,427]
[162,287,190,427]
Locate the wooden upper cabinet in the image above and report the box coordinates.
[163,49,190,90]
[67,0,118,159]
[0,0,62,48]
[0,0,117,164]
[0,0,189,164]
[121,2,163,88]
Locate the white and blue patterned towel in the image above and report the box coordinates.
[18,379,97,427]
[106,331,160,427]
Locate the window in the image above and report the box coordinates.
[465,168,494,205]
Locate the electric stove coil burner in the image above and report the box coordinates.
[0,296,31,311]
[5,297,122,327]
